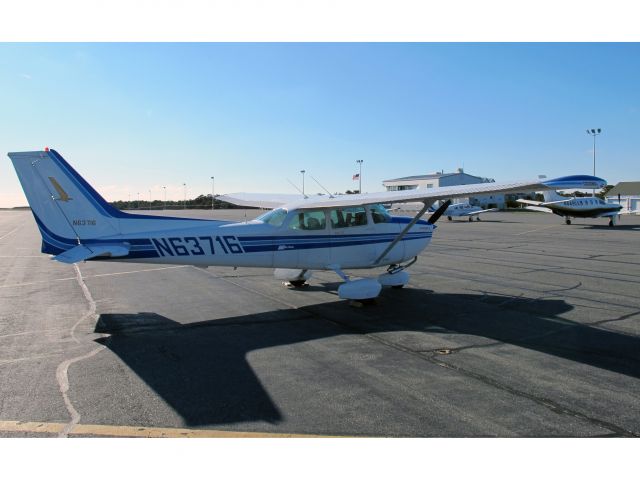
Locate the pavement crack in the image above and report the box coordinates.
[55,264,109,438]
[324,315,639,438]
[425,356,639,437]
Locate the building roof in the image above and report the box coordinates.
[606,181,640,197]
[384,173,449,182]
[383,171,485,183]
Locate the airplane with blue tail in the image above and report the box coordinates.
[8,149,607,301]
[517,190,623,226]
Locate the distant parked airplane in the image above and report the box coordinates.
[517,191,623,226]
[8,149,606,301]
[442,202,498,222]
[391,201,497,222]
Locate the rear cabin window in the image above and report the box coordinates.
[330,207,368,228]
[288,211,327,231]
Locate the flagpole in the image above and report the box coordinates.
[356,159,363,193]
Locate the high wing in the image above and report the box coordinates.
[219,175,606,210]
[459,208,499,216]
[218,192,306,209]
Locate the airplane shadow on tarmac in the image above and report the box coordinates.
[95,288,640,427]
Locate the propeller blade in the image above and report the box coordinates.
[427,199,452,225]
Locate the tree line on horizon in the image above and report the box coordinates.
[109,194,247,211]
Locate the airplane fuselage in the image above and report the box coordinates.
[544,198,622,218]
[37,208,433,270]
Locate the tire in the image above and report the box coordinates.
[391,284,405,289]
[289,280,307,288]
[565,218,571,225]
[447,216,452,221]
[476,217,481,221]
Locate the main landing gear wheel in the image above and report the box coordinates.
[565,218,572,225]
[447,216,452,221]
[468,217,473,222]
[274,268,312,287]
[609,219,614,227]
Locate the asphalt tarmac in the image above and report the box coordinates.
[1,208,639,437]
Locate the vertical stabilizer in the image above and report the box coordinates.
[542,190,567,203]
[8,149,121,252]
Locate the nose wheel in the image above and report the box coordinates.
[565,217,572,225]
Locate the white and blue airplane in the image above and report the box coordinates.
[8,149,606,301]
[517,190,623,226]
[442,202,498,222]
[391,200,497,221]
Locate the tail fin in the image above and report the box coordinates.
[542,190,567,203]
[8,149,121,253]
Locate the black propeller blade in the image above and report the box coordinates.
[427,199,452,225]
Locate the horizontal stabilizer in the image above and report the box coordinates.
[517,198,575,207]
[524,206,553,213]
[517,199,542,206]
[53,243,130,264]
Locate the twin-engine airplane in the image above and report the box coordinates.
[517,190,623,226]
[8,149,606,301]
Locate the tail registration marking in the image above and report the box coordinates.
[152,235,244,257]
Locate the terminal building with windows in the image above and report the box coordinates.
[382,168,528,209]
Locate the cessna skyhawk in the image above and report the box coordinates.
[8,149,606,301]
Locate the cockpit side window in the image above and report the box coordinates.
[256,208,288,227]
[330,206,368,228]
[287,210,326,231]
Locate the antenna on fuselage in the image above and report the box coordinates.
[286,178,308,199]
[309,174,335,198]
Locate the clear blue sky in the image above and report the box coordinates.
[1,43,639,207]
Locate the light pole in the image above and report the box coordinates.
[162,186,166,210]
[300,170,306,196]
[183,183,186,209]
[211,176,215,211]
[586,128,602,196]
[148,189,151,209]
[356,159,363,193]
[137,192,140,210]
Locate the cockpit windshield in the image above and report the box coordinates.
[256,208,288,227]
[370,204,392,223]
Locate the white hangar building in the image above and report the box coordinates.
[382,168,515,209]
[605,181,640,213]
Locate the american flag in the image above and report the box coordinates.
[352,173,360,181]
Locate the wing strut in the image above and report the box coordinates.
[373,201,434,265]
